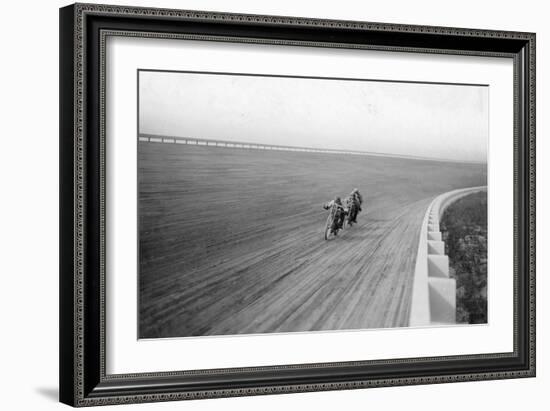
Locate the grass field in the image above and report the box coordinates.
[138,142,487,338]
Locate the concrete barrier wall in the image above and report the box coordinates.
[138,134,487,164]
[409,186,487,327]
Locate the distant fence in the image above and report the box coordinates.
[409,186,488,327]
[138,134,482,164]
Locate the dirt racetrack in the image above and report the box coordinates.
[138,142,486,338]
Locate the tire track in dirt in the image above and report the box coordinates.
[138,143,486,338]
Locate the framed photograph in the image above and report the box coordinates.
[59,3,535,407]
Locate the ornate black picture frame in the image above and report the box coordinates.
[59,3,535,407]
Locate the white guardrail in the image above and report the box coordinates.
[138,134,487,164]
[409,186,488,326]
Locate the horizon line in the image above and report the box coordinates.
[138,133,487,165]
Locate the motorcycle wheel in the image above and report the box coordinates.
[345,206,354,227]
[324,214,334,240]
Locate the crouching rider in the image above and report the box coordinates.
[323,196,347,232]
[349,188,363,223]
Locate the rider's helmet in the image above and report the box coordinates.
[352,188,358,194]
[335,196,342,205]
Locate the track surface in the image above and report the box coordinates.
[139,143,486,338]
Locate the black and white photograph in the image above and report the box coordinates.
[51,1,537,408]
[138,70,489,339]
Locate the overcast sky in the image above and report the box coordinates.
[139,71,488,163]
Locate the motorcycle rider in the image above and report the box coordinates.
[349,188,363,223]
[323,196,347,232]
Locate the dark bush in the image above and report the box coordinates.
[440,191,487,324]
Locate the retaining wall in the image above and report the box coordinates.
[138,134,485,164]
[409,186,487,326]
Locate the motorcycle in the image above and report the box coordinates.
[346,199,358,227]
[324,203,348,240]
